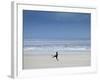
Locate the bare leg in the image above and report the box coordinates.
[56,57,59,61]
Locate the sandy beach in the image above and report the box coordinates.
[23,51,91,69]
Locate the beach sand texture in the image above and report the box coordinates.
[23,51,91,69]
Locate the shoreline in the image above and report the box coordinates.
[24,50,91,55]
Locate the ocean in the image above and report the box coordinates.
[24,39,91,55]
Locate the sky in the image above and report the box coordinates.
[23,10,91,40]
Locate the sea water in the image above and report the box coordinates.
[24,39,90,55]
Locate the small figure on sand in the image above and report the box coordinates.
[52,51,59,61]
